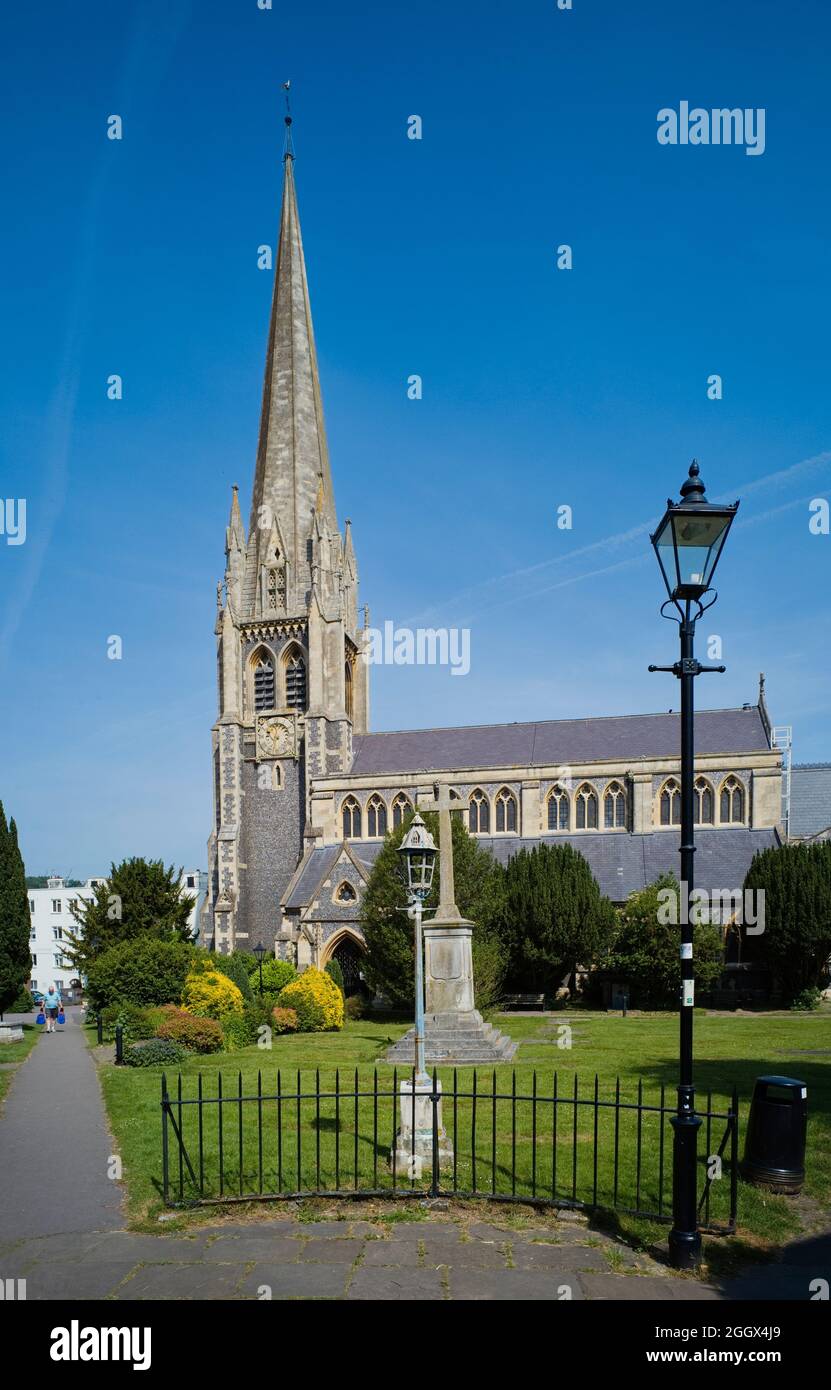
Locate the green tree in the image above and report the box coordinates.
[67,858,195,975]
[603,873,723,1008]
[0,806,33,1018]
[85,937,196,1010]
[361,811,507,1011]
[501,842,616,993]
[743,841,831,1002]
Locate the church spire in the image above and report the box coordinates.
[243,112,338,616]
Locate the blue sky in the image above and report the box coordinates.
[2,0,829,876]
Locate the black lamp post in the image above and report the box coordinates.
[253,940,267,997]
[649,461,739,1270]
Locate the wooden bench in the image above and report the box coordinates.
[502,993,546,1011]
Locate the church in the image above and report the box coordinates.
[202,138,783,990]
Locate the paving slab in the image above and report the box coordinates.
[238,1262,348,1299]
[201,1235,301,1263]
[346,1266,447,1300]
[580,1272,721,1301]
[114,1263,246,1300]
[511,1243,608,1271]
[76,1232,210,1263]
[360,1240,423,1266]
[448,1267,584,1301]
[296,1237,363,1263]
[21,1261,140,1301]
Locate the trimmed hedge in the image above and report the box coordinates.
[271,1006,298,1035]
[249,958,297,995]
[277,967,343,1032]
[86,938,194,1010]
[157,1009,223,1053]
[182,970,244,1020]
[123,1039,187,1068]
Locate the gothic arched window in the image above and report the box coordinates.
[392,794,412,830]
[335,881,357,904]
[341,796,361,839]
[604,781,626,830]
[695,777,714,825]
[253,651,276,711]
[495,787,518,833]
[345,662,354,721]
[367,795,388,838]
[547,785,569,831]
[720,776,745,824]
[575,783,598,830]
[660,778,681,827]
[469,789,490,834]
[284,648,307,710]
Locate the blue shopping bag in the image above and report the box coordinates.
[57,1012,66,1025]
[36,1011,45,1025]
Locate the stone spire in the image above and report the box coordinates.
[243,142,338,616]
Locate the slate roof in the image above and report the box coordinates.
[285,829,777,908]
[789,764,831,838]
[349,707,770,777]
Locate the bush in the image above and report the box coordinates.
[86,937,195,1010]
[344,993,365,1020]
[603,874,724,1009]
[100,1002,158,1040]
[471,931,508,1013]
[123,1038,187,1068]
[744,841,831,1002]
[182,970,244,1020]
[249,958,297,994]
[215,954,253,1001]
[789,987,822,1012]
[277,967,344,1032]
[221,997,276,1051]
[325,959,344,993]
[157,1009,223,1053]
[11,986,35,1012]
[271,1006,298,1034]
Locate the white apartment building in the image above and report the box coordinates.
[28,871,207,996]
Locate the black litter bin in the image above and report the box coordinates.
[741,1075,807,1194]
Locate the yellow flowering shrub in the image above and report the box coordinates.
[182,969,244,1020]
[277,967,344,1032]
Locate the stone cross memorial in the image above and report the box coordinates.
[386,781,516,1066]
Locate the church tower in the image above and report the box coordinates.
[204,125,369,955]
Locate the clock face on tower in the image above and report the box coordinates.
[256,714,297,760]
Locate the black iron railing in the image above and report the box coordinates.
[160,1068,738,1233]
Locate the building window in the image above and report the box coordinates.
[345,662,354,721]
[341,796,361,839]
[695,777,714,825]
[285,649,307,709]
[720,776,745,824]
[186,876,195,889]
[495,787,517,833]
[604,781,626,829]
[547,786,569,831]
[31,955,36,967]
[575,783,598,830]
[367,795,388,837]
[53,928,63,941]
[660,778,681,826]
[55,955,65,970]
[51,900,61,914]
[253,653,276,711]
[392,794,412,829]
[336,881,357,904]
[469,789,490,834]
[29,899,35,913]
[30,928,36,941]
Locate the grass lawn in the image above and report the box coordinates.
[96,1009,831,1267]
[0,1023,42,1104]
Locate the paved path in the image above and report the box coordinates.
[3,1215,725,1301]
[0,1007,123,1241]
[1,1011,826,1300]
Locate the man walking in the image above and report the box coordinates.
[43,983,62,1033]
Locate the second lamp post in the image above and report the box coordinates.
[649,460,739,1269]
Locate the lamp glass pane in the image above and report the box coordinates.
[653,515,680,595]
[671,512,732,589]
